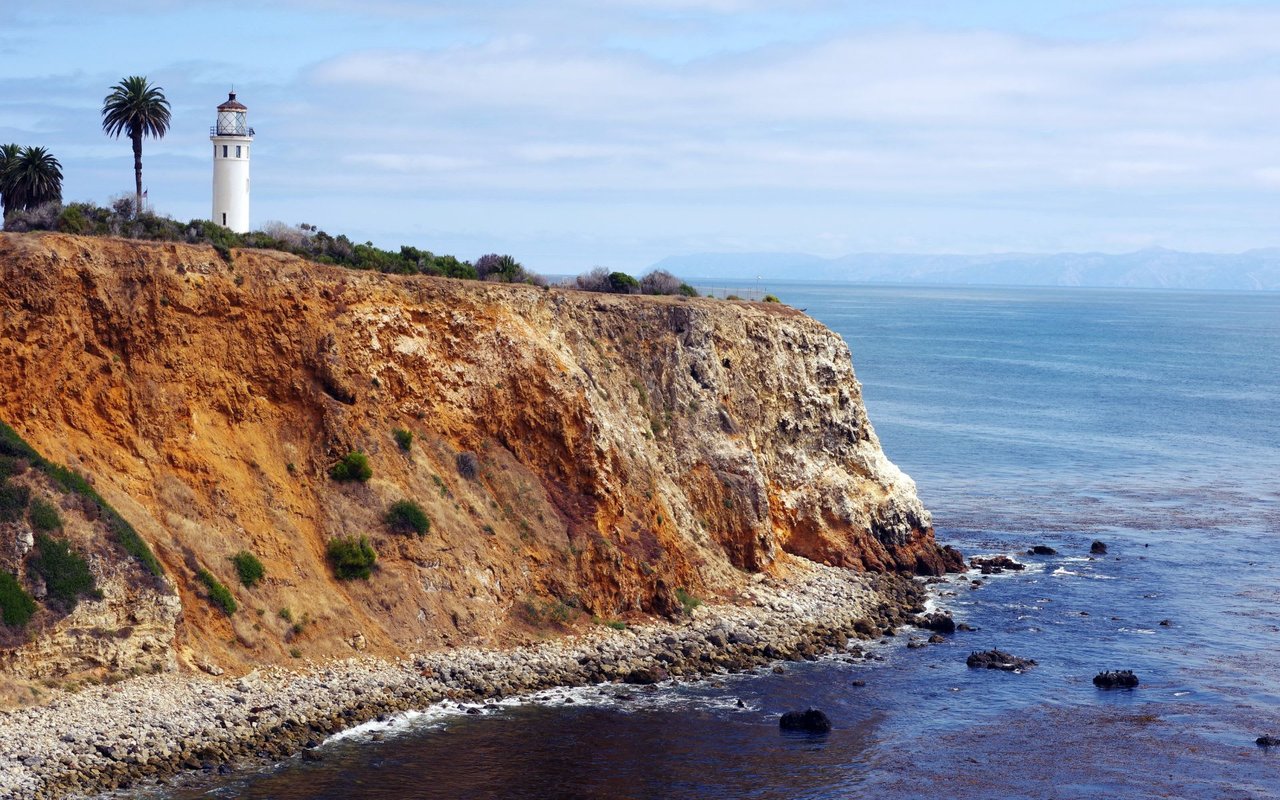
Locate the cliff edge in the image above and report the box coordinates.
[0,232,960,683]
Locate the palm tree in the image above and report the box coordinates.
[3,146,62,212]
[0,143,21,218]
[101,75,171,216]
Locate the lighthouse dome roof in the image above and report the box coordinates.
[217,92,247,111]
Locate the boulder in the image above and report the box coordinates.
[1256,735,1280,747]
[966,649,1036,671]
[779,709,832,734]
[915,612,957,635]
[1090,541,1108,555]
[1093,670,1139,689]
[970,555,1025,574]
[1028,545,1058,556]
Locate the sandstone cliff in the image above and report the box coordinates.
[0,232,959,683]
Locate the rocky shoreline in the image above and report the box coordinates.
[0,560,930,800]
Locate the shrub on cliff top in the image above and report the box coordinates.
[30,534,100,612]
[385,499,430,537]
[230,550,265,588]
[327,535,377,580]
[0,572,36,628]
[329,451,372,482]
[197,568,237,615]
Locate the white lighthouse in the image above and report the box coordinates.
[210,92,253,233]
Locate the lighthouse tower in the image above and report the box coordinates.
[210,92,253,233]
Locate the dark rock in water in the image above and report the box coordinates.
[301,749,324,762]
[907,638,926,649]
[928,634,945,644]
[915,612,957,635]
[772,665,786,674]
[465,706,483,715]
[1256,735,1280,747]
[970,555,1026,574]
[1028,545,1058,556]
[1091,541,1108,555]
[736,698,746,708]
[956,622,976,632]
[851,679,866,687]
[779,709,832,734]
[966,649,1037,671]
[1159,619,1173,627]
[1093,670,1140,689]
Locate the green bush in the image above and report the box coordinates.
[0,572,36,628]
[329,451,372,482]
[327,535,376,580]
[0,483,30,523]
[678,283,699,297]
[385,499,430,536]
[28,498,62,532]
[30,534,100,612]
[230,550,265,588]
[763,294,781,303]
[196,568,237,615]
[392,428,414,452]
[675,587,703,616]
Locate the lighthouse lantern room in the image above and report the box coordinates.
[210,92,253,233]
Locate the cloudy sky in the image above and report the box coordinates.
[2,1,1279,272]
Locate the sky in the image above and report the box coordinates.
[2,0,1279,273]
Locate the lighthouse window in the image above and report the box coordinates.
[235,145,241,158]
[222,145,228,158]
[222,213,227,226]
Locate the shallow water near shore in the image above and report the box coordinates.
[166,284,1280,799]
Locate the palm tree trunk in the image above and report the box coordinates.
[132,131,143,217]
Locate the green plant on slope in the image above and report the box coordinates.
[28,498,62,532]
[196,568,237,615]
[329,451,372,482]
[327,536,376,580]
[392,427,414,452]
[30,534,100,612]
[385,499,430,537]
[230,550,265,588]
[0,572,36,628]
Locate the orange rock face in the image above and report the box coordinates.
[0,233,960,673]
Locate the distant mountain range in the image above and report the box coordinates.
[651,248,1280,291]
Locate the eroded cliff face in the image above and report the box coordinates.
[0,233,959,678]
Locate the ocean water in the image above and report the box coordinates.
[170,285,1280,799]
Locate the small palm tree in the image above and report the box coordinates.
[101,76,171,216]
[0,143,21,217]
[3,146,63,212]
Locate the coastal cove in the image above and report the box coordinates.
[167,283,1280,799]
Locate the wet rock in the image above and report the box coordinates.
[851,680,866,687]
[772,666,785,675]
[966,649,1037,671]
[907,639,926,649]
[1256,735,1280,747]
[1027,545,1058,556]
[956,623,975,632]
[1090,541,1108,555]
[915,612,956,635]
[928,634,945,644]
[1158,619,1172,627]
[1093,670,1139,689]
[301,749,324,762]
[970,556,1025,574]
[779,709,831,734]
